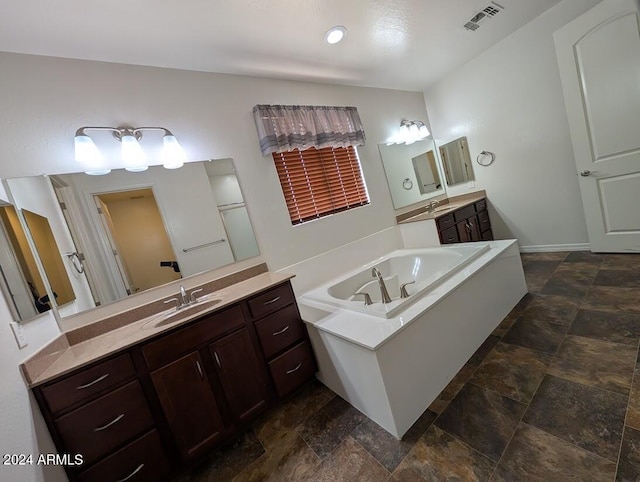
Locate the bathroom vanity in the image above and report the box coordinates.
[397,191,493,246]
[23,275,316,482]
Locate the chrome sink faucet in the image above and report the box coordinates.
[425,200,439,213]
[179,285,189,307]
[371,267,392,304]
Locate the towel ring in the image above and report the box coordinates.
[402,178,413,190]
[66,252,85,274]
[476,151,495,166]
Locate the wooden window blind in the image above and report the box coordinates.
[273,146,369,225]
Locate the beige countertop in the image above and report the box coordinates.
[398,192,487,224]
[22,272,294,387]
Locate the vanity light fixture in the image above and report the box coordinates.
[386,120,431,145]
[74,126,186,174]
[325,25,347,44]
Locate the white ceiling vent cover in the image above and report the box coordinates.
[464,2,504,32]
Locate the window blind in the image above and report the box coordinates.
[273,146,369,225]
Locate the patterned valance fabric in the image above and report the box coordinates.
[252,104,366,156]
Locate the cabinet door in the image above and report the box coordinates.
[151,351,226,461]
[456,215,481,242]
[210,328,268,423]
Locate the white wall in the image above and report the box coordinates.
[423,0,602,250]
[0,51,428,481]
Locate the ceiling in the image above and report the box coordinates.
[0,0,563,91]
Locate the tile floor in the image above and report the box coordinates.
[183,251,640,481]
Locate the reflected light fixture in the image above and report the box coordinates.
[325,25,347,44]
[386,120,431,145]
[74,126,186,174]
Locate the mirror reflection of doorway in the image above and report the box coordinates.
[94,188,180,294]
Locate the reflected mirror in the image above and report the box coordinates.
[5,159,260,321]
[379,138,445,209]
[0,204,57,320]
[439,137,475,187]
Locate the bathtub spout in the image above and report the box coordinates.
[372,268,393,304]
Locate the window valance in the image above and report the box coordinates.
[252,104,366,156]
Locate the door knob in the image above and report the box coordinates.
[579,170,597,177]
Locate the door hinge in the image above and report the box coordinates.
[97,207,103,214]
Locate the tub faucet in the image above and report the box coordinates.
[371,268,393,304]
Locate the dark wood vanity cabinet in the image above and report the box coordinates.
[32,280,316,482]
[438,198,493,244]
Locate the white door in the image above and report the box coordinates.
[554,0,640,252]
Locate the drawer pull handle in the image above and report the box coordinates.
[116,463,144,482]
[272,325,290,336]
[76,373,109,390]
[196,359,206,378]
[447,237,455,241]
[214,353,221,369]
[93,413,125,432]
[263,296,281,305]
[286,363,302,375]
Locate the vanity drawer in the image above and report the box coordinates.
[55,381,154,466]
[268,341,316,398]
[436,213,455,231]
[142,305,244,370]
[477,210,491,232]
[481,229,494,241]
[255,304,305,359]
[440,225,459,244]
[475,199,487,212]
[247,283,295,320]
[453,204,476,223]
[77,430,169,482]
[41,353,136,415]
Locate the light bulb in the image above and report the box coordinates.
[325,26,347,44]
[162,134,186,169]
[74,135,103,165]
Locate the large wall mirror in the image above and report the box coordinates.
[5,159,260,323]
[379,138,445,209]
[439,136,475,187]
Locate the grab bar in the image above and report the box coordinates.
[182,239,226,253]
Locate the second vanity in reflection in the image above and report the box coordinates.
[25,274,316,482]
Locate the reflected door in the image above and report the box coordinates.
[555,0,640,252]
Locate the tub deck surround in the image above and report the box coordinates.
[299,240,527,439]
[21,271,294,387]
[304,244,491,319]
[396,190,487,224]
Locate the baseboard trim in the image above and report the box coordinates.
[519,243,591,253]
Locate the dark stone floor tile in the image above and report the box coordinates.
[616,426,640,482]
[351,410,436,473]
[519,293,580,327]
[467,335,500,367]
[626,356,640,431]
[564,251,606,264]
[429,364,476,414]
[390,425,495,482]
[603,254,640,270]
[493,423,615,482]
[595,269,640,288]
[540,272,592,298]
[435,383,526,462]
[254,380,335,448]
[470,342,552,403]
[297,396,365,459]
[190,429,265,482]
[548,335,635,394]
[524,272,553,293]
[523,375,627,461]
[521,252,568,262]
[299,436,389,482]
[523,259,563,274]
[569,309,640,346]
[231,431,320,481]
[502,314,567,354]
[584,287,640,313]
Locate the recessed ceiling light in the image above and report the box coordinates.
[325,26,347,44]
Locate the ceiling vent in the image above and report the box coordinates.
[464,2,504,32]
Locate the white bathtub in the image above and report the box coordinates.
[303,244,490,318]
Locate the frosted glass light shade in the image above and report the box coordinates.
[418,125,430,138]
[74,135,103,165]
[397,124,410,144]
[121,135,147,171]
[162,135,186,169]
